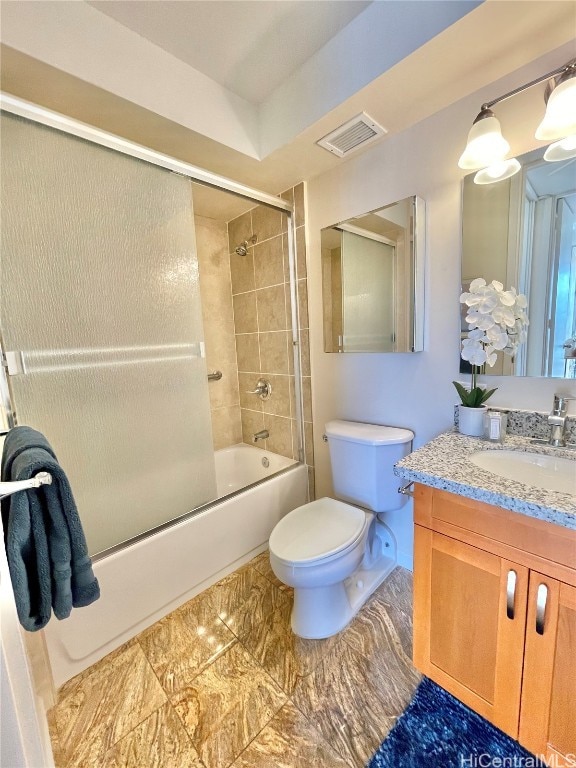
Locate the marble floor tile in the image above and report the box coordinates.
[104,702,204,768]
[230,701,352,768]
[138,595,236,696]
[204,563,290,639]
[240,600,338,694]
[250,550,291,592]
[291,637,419,767]
[341,568,415,667]
[171,641,287,768]
[50,642,167,767]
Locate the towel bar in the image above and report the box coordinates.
[208,371,222,381]
[0,472,52,500]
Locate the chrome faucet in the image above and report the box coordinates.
[253,429,269,443]
[547,394,576,447]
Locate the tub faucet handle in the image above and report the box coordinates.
[246,378,272,400]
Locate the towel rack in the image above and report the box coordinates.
[0,472,52,500]
[208,371,222,381]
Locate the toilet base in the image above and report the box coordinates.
[290,554,396,639]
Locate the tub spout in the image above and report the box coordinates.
[253,429,269,443]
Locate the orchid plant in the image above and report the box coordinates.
[454,278,529,408]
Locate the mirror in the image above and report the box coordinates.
[321,196,425,353]
[462,147,576,378]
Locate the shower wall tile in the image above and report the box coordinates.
[211,406,242,451]
[252,205,283,243]
[228,184,314,500]
[261,374,291,419]
[264,414,294,459]
[299,330,310,376]
[228,211,252,254]
[257,284,288,332]
[295,226,307,279]
[302,376,312,423]
[233,292,258,334]
[230,248,255,295]
[241,408,265,446]
[297,279,309,330]
[195,216,241,451]
[293,183,305,228]
[253,235,284,290]
[259,331,290,375]
[236,333,260,373]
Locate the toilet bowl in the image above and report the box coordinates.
[268,420,413,639]
[269,497,396,638]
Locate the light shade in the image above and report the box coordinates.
[543,135,576,162]
[474,158,521,185]
[458,111,510,170]
[535,75,576,141]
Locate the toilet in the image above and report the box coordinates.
[269,419,414,639]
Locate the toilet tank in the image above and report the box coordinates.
[325,420,414,513]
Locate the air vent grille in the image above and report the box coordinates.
[317,113,387,157]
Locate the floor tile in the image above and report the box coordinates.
[104,702,204,768]
[51,642,167,767]
[230,701,352,768]
[341,568,414,666]
[204,564,290,639]
[291,637,419,767]
[240,600,338,694]
[250,551,292,593]
[138,595,236,696]
[171,642,287,768]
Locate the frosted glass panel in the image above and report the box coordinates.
[342,231,395,352]
[0,113,216,555]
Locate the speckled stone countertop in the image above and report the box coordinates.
[395,432,576,530]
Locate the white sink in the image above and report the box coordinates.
[469,450,576,495]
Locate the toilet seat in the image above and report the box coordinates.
[269,498,370,567]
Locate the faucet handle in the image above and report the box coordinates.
[553,394,576,415]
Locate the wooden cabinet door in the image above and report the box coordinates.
[519,573,576,764]
[414,525,529,738]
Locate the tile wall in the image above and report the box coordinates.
[195,215,242,451]
[228,183,315,498]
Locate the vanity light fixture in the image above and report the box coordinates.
[459,59,576,184]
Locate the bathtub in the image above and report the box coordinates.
[43,445,308,687]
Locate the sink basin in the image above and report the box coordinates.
[469,450,576,495]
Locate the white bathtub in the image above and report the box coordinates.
[43,445,308,687]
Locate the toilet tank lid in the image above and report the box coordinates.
[325,420,414,446]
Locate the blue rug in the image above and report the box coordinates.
[367,677,543,767]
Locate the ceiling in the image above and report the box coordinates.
[1,1,575,219]
[86,0,372,104]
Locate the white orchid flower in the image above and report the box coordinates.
[490,280,504,292]
[483,345,497,367]
[469,278,487,292]
[491,306,516,327]
[466,312,495,330]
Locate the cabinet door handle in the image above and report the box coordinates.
[535,583,548,635]
[506,570,517,619]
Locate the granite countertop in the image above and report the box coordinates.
[394,432,576,530]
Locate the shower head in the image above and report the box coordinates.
[234,234,257,256]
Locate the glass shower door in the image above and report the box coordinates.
[0,112,217,555]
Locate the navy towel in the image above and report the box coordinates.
[1,426,100,631]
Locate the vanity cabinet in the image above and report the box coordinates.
[413,484,576,764]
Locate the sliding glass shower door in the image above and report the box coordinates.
[0,113,217,555]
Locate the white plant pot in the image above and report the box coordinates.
[458,405,486,437]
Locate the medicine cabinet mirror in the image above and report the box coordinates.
[461,147,576,378]
[321,195,425,353]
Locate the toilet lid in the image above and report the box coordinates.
[269,497,368,565]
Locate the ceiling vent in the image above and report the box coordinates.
[317,113,387,157]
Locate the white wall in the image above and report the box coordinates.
[306,46,576,569]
